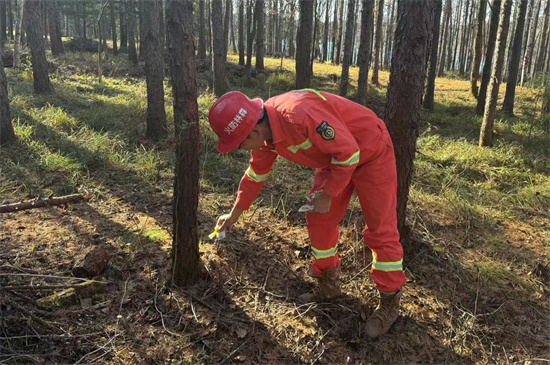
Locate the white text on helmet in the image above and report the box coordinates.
[225,108,248,134]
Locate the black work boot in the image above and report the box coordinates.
[365,288,403,338]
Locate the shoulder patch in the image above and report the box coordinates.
[316,121,335,141]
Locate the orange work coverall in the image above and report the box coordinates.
[234,89,406,294]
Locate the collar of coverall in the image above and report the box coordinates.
[264,104,286,145]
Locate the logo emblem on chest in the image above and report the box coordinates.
[316,121,335,140]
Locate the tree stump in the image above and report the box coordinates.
[72,247,110,279]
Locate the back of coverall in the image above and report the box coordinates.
[234,90,406,294]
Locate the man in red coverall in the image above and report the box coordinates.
[208,89,406,338]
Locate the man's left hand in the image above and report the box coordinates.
[309,191,332,215]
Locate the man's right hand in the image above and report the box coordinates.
[216,207,244,233]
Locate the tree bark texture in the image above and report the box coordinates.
[47,0,64,56]
[476,0,501,115]
[503,0,528,114]
[458,0,470,76]
[255,0,265,70]
[13,0,24,69]
[143,0,167,140]
[339,0,355,96]
[110,0,118,54]
[166,0,201,286]
[521,0,541,84]
[371,0,384,84]
[479,0,512,147]
[296,0,313,88]
[127,0,138,65]
[384,0,396,70]
[212,0,226,95]
[198,0,206,59]
[120,0,127,49]
[0,0,6,45]
[322,0,330,62]
[25,0,53,94]
[223,0,231,61]
[331,0,338,62]
[246,0,256,70]
[384,0,434,238]
[0,63,13,145]
[470,0,487,97]
[534,0,549,73]
[356,0,374,106]
[423,0,442,110]
[238,0,245,64]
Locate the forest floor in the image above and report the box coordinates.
[0,50,549,364]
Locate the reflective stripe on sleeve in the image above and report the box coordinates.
[372,253,403,272]
[312,245,338,259]
[287,138,313,154]
[295,88,327,101]
[331,151,360,166]
[245,167,271,183]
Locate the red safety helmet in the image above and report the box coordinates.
[208,91,264,154]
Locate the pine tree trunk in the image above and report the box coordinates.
[198,0,206,59]
[476,0,501,115]
[256,0,265,70]
[322,0,330,62]
[166,0,201,287]
[110,0,117,55]
[331,0,338,61]
[0,63,14,145]
[0,0,6,45]
[357,0,374,105]
[289,2,296,58]
[25,0,53,94]
[384,0,396,70]
[445,0,453,70]
[47,0,63,56]
[339,0,355,96]
[13,0,23,69]
[423,0,442,110]
[246,0,256,72]
[521,0,541,84]
[238,0,245,64]
[144,0,166,141]
[503,0,528,114]
[534,0,549,73]
[336,0,344,64]
[470,0,487,97]
[274,0,279,54]
[82,1,87,40]
[120,0,127,50]
[223,0,230,61]
[230,0,237,53]
[371,0,384,84]
[384,0,435,239]
[479,0,512,147]
[543,77,549,112]
[458,0,470,76]
[296,0,313,88]
[451,0,462,71]
[8,0,13,40]
[212,0,226,95]
[437,0,451,77]
[127,0,138,65]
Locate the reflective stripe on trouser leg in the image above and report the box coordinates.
[353,139,407,293]
[306,169,355,276]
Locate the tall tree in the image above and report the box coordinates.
[0,0,6,45]
[246,0,256,71]
[223,0,231,61]
[127,0,138,65]
[331,0,339,61]
[120,0,127,49]
[458,0,471,76]
[339,0,355,96]
[0,64,14,145]
[384,0,434,237]
[25,0,53,94]
[143,0,167,140]
[198,0,207,59]
[166,0,201,286]
[423,0,443,110]
[13,0,24,69]
[371,0,384,85]
[543,77,549,113]
[476,0,501,115]
[296,0,313,88]
[110,0,118,55]
[521,0,541,84]
[356,0,374,105]
[470,0,487,97]
[230,0,237,53]
[322,0,330,62]
[503,0,528,114]
[384,0,396,70]
[336,0,344,64]
[256,0,265,70]
[212,0,226,95]
[479,0,512,147]
[534,0,549,73]
[238,0,245,64]
[47,0,64,56]
[81,1,87,39]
